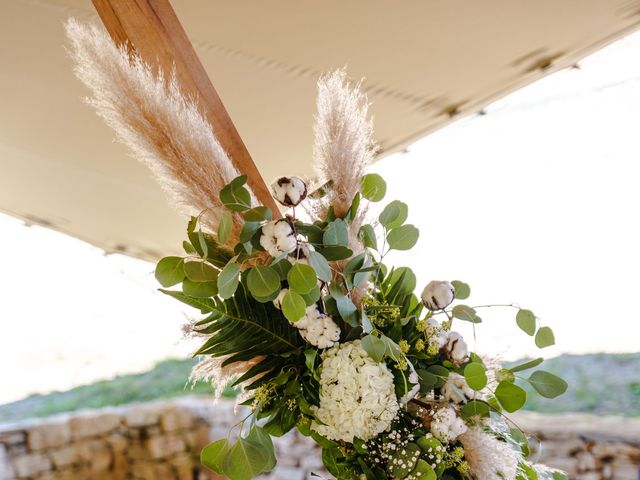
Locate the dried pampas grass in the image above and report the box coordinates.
[313,69,377,222]
[460,427,522,480]
[64,19,250,241]
[189,355,265,402]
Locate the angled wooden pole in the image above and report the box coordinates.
[91,0,281,217]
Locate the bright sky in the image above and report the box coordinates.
[2,32,640,405]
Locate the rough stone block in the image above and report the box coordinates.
[161,409,194,432]
[106,433,128,453]
[12,452,52,478]
[50,445,80,468]
[78,439,112,472]
[28,421,71,450]
[0,444,15,479]
[612,459,640,480]
[70,413,121,439]
[577,451,598,471]
[125,408,161,428]
[145,434,186,459]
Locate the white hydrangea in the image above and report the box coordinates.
[421,281,455,311]
[431,407,467,443]
[271,176,307,207]
[313,340,399,442]
[441,372,476,404]
[295,306,340,349]
[259,219,297,258]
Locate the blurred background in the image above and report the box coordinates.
[1,1,639,480]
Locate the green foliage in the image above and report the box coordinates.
[516,309,536,336]
[218,211,233,244]
[220,175,252,211]
[451,280,470,300]
[452,305,482,323]
[247,265,281,300]
[379,200,408,229]
[495,381,527,412]
[184,260,218,282]
[218,261,241,299]
[528,370,568,398]
[287,264,317,294]
[155,256,185,287]
[281,290,306,323]
[360,173,387,202]
[464,362,488,391]
[386,224,419,251]
[535,326,556,348]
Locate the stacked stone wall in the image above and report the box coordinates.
[0,398,638,479]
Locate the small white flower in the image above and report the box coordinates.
[259,219,297,257]
[443,331,469,365]
[431,407,467,443]
[441,372,476,404]
[421,281,455,311]
[271,176,307,207]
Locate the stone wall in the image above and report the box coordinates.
[0,398,638,480]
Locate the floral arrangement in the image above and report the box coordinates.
[65,20,568,480]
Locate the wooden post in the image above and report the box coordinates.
[91,0,280,216]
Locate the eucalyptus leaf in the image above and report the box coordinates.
[155,256,185,287]
[452,305,482,323]
[517,309,536,336]
[239,222,261,243]
[317,245,353,261]
[220,176,251,212]
[182,241,196,255]
[509,357,544,373]
[386,224,419,251]
[246,427,276,472]
[379,200,408,229]
[308,251,332,282]
[461,399,490,420]
[218,211,233,244]
[182,278,217,298]
[361,334,386,362]
[360,173,387,202]
[359,224,378,250]
[528,370,568,398]
[535,326,555,348]
[281,290,306,323]
[323,219,349,247]
[217,262,241,299]
[222,437,270,480]
[247,265,281,299]
[464,362,488,391]
[495,381,527,412]
[287,263,317,294]
[451,280,470,300]
[184,260,218,282]
[243,206,272,222]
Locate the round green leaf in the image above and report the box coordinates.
[281,290,306,323]
[386,224,419,251]
[516,309,536,336]
[300,285,321,306]
[287,263,317,294]
[308,250,332,282]
[361,334,386,362]
[217,262,240,299]
[201,438,229,474]
[246,427,276,472]
[535,326,555,348]
[495,381,527,412]
[451,280,470,300]
[461,399,491,420]
[323,219,349,247]
[184,260,218,282]
[218,211,233,244]
[182,278,217,298]
[360,173,387,202]
[452,305,482,323]
[464,362,488,391]
[358,224,378,250]
[247,265,281,299]
[528,370,568,398]
[155,256,185,287]
[379,200,408,229]
[243,206,272,222]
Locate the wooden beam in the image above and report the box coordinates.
[91,0,280,216]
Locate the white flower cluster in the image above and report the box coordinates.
[313,340,399,442]
[430,406,468,443]
[259,219,297,258]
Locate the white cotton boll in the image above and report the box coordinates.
[259,219,296,257]
[298,308,341,349]
[444,331,469,365]
[442,372,476,404]
[273,288,288,310]
[421,281,455,311]
[431,407,468,443]
[272,176,308,207]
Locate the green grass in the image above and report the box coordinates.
[0,358,236,423]
[1,353,639,423]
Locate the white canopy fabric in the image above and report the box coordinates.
[1,0,639,260]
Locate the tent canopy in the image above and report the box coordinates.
[1,0,638,260]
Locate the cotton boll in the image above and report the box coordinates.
[441,372,476,404]
[272,176,308,207]
[273,288,288,310]
[421,281,455,311]
[259,219,296,257]
[431,407,468,443]
[443,331,469,365]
